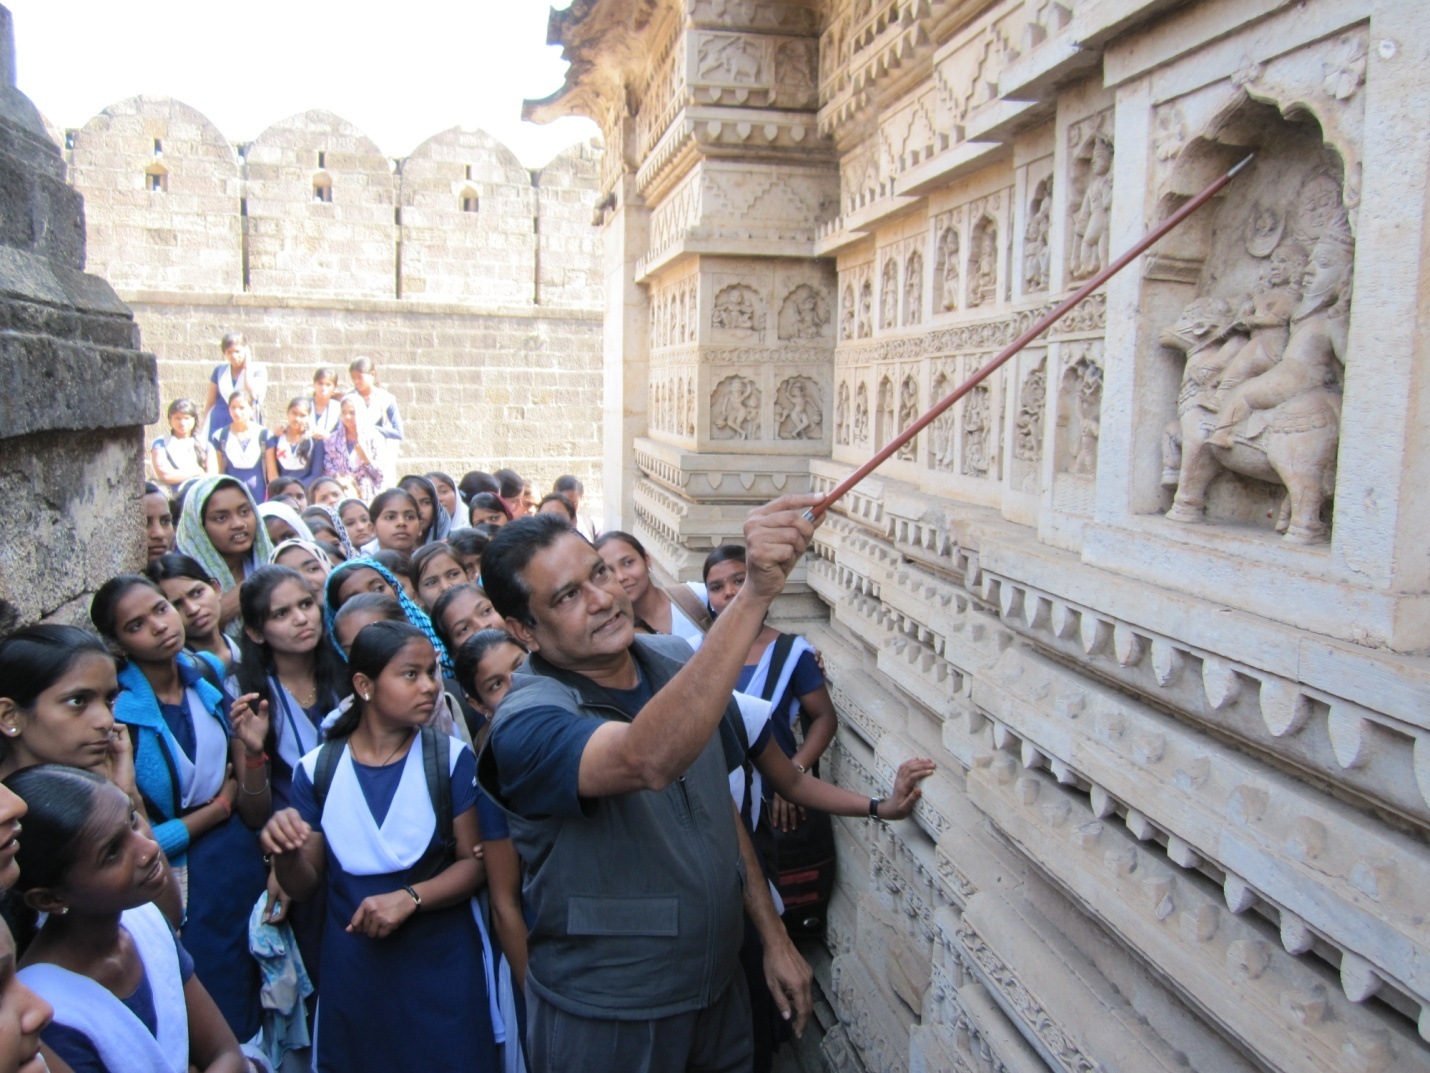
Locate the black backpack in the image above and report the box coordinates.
[311,726,456,883]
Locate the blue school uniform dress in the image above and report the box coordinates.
[735,634,822,759]
[25,903,194,1073]
[115,654,265,1042]
[211,425,270,503]
[292,733,499,1073]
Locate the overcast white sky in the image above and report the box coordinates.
[8,0,599,167]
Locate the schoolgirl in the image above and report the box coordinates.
[210,394,270,504]
[430,583,504,654]
[146,554,240,672]
[200,332,266,440]
[410,544,468,612]
[265,398,325,487]
[424,472,461,522]
[466,493,509,529]
[322,399,384,502]
[445,528,489,581]
[261,622,497,1073]
[270,539,333,597]
[367,489,420,556]
[336,498,374,549]
[265,477,306,511]
[345,358,404,490]
[175,476,275,636]
[596,531,710,650]
[91,576,269,1042]
[151,399,214,495]
[305,477,345,510]
[257,501,314,547]
[7,765,247,1073]
[397,475,452,546]
[305,368,343,443]
[144,483,177,565]
[324,559,454,679]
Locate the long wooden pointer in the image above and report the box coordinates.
[804,153,1255,522]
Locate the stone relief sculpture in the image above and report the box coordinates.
[853,382,870,444]
[775,376,824,439]
[929,373,956,471]
[683,377,696,436]
[1066,359,1102,476]
[778,284,830,341]
[961,386,992,477]
[857,279,873,338]
[1024,178,1052,293]
[968,217,998,307]
[876,376,895,447]
[836,381,850,445]
[1014,361,1046,464]
[698,34,763,83]
[897,376,919,460]
[710,374,761,439]
[840,284,856,341]
[938,227,960,311]
[880,259,899,329]
[1161,183,1352,542]
[711,284,765,333]
[687,285,699,344]
[904,251,923,325]
[1070,126,1113,280]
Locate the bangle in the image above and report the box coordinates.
[244,751,269,769]
[402,884,422,910]
[240,773,270,796]
[868,797,885,821]
[793,762,807,775]
[211,794,232,818]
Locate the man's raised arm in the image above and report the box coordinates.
[577,493,820,797]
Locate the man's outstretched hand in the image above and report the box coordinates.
[742,493,823,602]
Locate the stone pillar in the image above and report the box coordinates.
[599,174,651,534]
[0,5,157,628]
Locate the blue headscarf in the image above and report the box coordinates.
[323,556,454,678]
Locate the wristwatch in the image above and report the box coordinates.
[868,797,885,820]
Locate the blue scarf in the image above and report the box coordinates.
[323,557,454,677]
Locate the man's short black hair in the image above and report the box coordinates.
[553,475,583,496]
[481,514,581,627]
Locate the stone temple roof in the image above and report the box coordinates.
[523,0,669,125]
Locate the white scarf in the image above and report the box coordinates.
[173,686,229,808]
[271,677,321,777]
[20,903,189,1073]
[221,426,263,471]
[741,634,815,729]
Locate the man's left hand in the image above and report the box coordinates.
[763,933,813,1037]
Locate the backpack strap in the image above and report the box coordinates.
[311,740,342,814]
[420,726,454,859]
[664,583,712,634]
[759,634,798,703]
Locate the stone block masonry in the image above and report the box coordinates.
[49,95,606,511]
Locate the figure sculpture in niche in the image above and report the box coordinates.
[712,284,764,333]
[1024,180,1052,293]
[710,375,761,439]
[939,229,960,311]
[929,375,956,471]
[779,284,830,341]
[1014,362,1046,464]
[841,285,856,340]
[853,382,870,444]
[880,261,899,329]
[897,377,919,460]
[1069,364,1102,476]
[876,377,895,447]
[1161,222,1351,542]
[775,377,823,440]
[836,381,850,445]
[962,386,992,476]
[857,280,873,338]
[1071,133,1113,279]
[968,221,998,307]
[684,379,696,436]
[904,253,923,325]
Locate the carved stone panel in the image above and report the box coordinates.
[936,216,961,312]
[711,283,766,336]
[904,250,923,326]
[880,258,899,329]
[876,375,896,448]
[1059,351,1102,477]
[1012,359,1047,492]
[836,380,851,445]
[858,278,874,338]
[897,375,919,460]
[968,215,998,307]
[929,371,957,472]
[775,376,824,440]
[710,374,761,439]
[1024,177,1052,293]
[778,283,831,341]
[854,381,870,444]
[962,384,992,477]
[1069,115,1113,280]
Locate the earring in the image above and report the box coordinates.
[2,726,17,737]
[362,694,371,701]
[56,907,69,916]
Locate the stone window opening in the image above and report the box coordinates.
[313,172,333,203]
[465,164,473,180]
[317,150,326,168]
[460,188,479,213]
[145,164,168,193]
[152,137,162,156]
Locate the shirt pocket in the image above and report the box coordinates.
[567,895,679,936]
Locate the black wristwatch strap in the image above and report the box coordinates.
[868,797,884,819]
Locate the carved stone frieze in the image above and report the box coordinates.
[774,375,823,439]
[1067,114,1113,281]
[1023,178,1052,294]
[711,282,766,334]
[710,373,761,438]
[776,282,830,341]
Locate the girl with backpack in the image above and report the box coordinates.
[90,575,270,1044]
[261,621,498,1073]
[7,764,248,1073]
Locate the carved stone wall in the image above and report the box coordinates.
[532,0,1430,1070]
[56,96,605,502]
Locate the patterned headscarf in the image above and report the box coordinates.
[175,475,275,638]
[306,503,356,560]
[399,474,453,546]
[269,538,333,568]
[323,556,453,677]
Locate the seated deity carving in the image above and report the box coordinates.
[1160,228,1351,543]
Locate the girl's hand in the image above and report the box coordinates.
[470,843,485,864]
[347,891,417,939]
[882,757,937,820]
[769,793,805,832]
[217,764,239,810]
[261,808,312,855]
[264,869,290,924]
[102,725,139,802]
[229,694,270,757]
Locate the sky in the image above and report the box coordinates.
[8,0,600,168]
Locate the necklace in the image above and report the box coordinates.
[280,675,318,707]
[355,727,414,767]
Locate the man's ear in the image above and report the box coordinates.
[505,617,539,653]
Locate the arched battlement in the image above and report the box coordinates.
[534,137,603,309]
[67,95,242,292]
